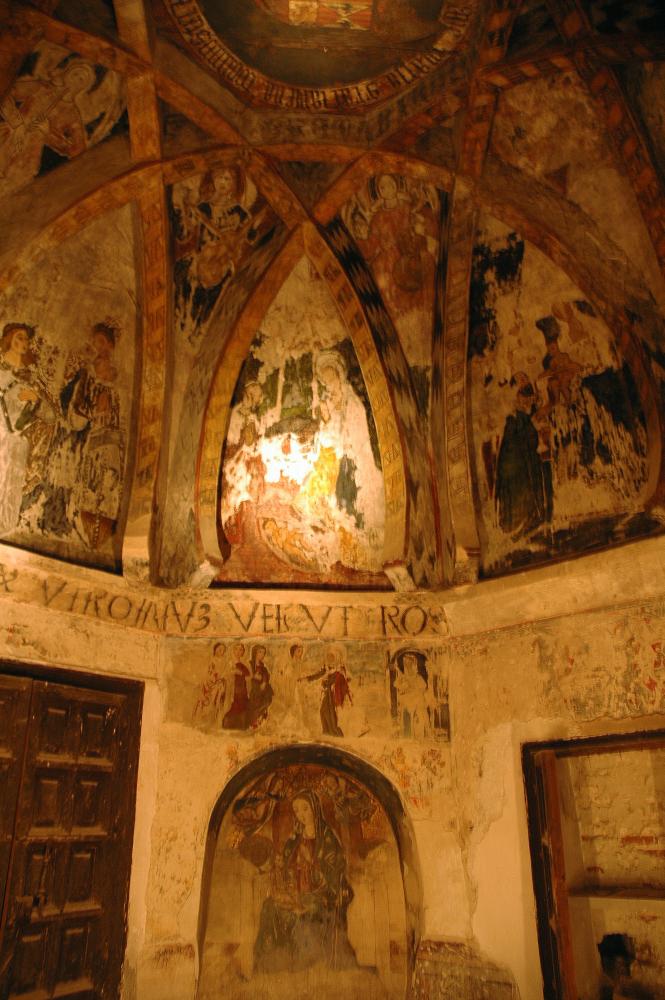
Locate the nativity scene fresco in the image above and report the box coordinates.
[199,763,408,1000]
[217,256,387,586]
[340,174,442,414]
[0,40,127,200]
[183,638,451,744]
[0,206,136,568]
[169,166,280,347]
[469,214,657,575]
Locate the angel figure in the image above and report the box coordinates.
[0,43,125,198]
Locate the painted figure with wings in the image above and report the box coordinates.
[0,41,126,198]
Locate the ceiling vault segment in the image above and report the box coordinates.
[543,0,665,287]
[428,0,524,586]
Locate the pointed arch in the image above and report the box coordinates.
[196,221,410,577]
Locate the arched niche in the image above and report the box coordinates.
[197,745,422,1000]
[196,222,410,587]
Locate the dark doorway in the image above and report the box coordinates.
[0,665,143,999]
[523,731,665,1000]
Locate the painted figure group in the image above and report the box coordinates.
[0,319,124,548]
[221,341,384,577]
[494,306,648,539]
[195,640,450,742]
[195,642,274,731]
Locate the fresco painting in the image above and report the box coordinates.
[469,216,652,574]
[217,256,386,585]
[199,0,445,88]
[0,41,126,199]
[0,206,136,568]
[341,174,440,410]
[586,0,664,34]
[169,167,278,346]
[505,0,559,58]
[256,0,373,29]
[199,763,407,1000]
[188,639,450,742]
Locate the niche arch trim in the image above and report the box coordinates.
[197,743,423,990]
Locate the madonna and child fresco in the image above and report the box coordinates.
[199,764,407,1000]
[217,256,386,586]
[190,640,450,743]
[469,216,655,574]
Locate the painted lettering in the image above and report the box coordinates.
[41,577,67,607]
[229,601,260,632]
[381,605,402,635]
[301,605,333,635]
[107,594,133,622]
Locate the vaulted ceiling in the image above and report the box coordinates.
[0,0,664,591]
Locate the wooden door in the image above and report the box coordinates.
[0,673,142,1000]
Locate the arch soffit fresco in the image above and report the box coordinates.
[1,2,664,584]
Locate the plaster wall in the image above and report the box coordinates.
[3,538,665,998]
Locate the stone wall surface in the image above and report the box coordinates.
[1,538,665,998]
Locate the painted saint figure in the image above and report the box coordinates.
[171,168,268,343]
[389,648,431,739]
[59,320,124,548]
[0,323,56,533]
[247,644,274,728]
[0,48,125,198]
[222,643,251,730]
[194,643,227,724]
[495,372,552,536]
[300,647,352,737]
[253,788,357,973]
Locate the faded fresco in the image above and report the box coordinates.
[177,638,450,743]
[218,256,386,585]
[169,166,279,346]
[0,41,126,199]
[341,174,441,412]
[199,0,445,87]
[491,71,665,309]
[505,0,559,58]
[623,62,665,189]
[468,214,654,574]
[0,206,136,568]
[199,763,407,1000]
[275,161,345,212]
[587,0,664,34]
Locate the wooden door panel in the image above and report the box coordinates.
[0,677,32,944]
[1,673,141,1000]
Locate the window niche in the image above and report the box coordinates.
[524,732,665,1000]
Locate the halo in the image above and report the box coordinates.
[315,350,346,381]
